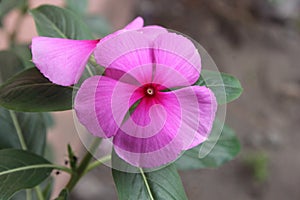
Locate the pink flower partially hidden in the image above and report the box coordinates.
[75,24,217,168]
[31,17,144,86]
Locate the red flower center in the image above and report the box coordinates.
[143,84,158,97]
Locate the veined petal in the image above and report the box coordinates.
[173,86,217,149]
[113,85,217,167]
[74,76,139,138]
[124,16,144,30]
[32,37,99,86]
[152,32,201,87]
[113,91,183,168]
[138,25,168,40]
[95,30,151,69]
[100,16,144,43]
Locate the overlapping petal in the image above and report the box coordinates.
[100,16,145,43]
[95,29,201,89]
[75,76,139,138]
[113,91,183,168]
[111,84,216,167]
[152,32,201,87]
[32,37,99,86]
[94,30,151,70]
[73,17,217,168]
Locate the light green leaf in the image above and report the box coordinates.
[175,123,241,170]
[65,0,87,16]
[196,70,243,104]
[0,67,73,112]
[0,149,53,200]
[112,152,188,200]
[84,15,111,37]
[30,5,94,39]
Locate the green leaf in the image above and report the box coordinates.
[175,123,241,170]
[0,50,24,83]
[0,67,73,112]
[54,189,68,200]
[10,44,35,68]
[0,149,52,200]
[65,0,87,16]
[84,15,111,37]
[196,70,243,104]
[0,107,49,155]
[112,152,188,200]
[30,5,94,39]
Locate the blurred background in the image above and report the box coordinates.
[1,0,300,199]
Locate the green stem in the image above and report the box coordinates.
[139,168,154,200]
[83,155,111,175]
[9,110,27,150]
[34,187,44,200]
[9,110,66,200]
[65,138,101,192]
[0,164,72,176]
[86,64,94,77]
[26,190,32,200]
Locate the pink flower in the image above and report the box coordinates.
[31,17,144,86]
[75,22,217,168]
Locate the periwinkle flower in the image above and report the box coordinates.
[31,17,217,168]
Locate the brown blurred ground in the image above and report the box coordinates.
[1,0,300,200]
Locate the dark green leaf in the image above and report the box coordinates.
[0,107,49,155]
[196,70,243,104]
[30,5,94,39]
[0,67,73,112]
[112,152,188,200]
[0,149,52,200]
[175,123,241,170]
[55,189,69,200]
[65,0,87,16]
[10,44,35,68]
[0,50,24,83]
[42,177,54,200]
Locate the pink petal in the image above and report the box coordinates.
[138,25,168,40]
[94,30,151,69]
[176,86,217,149]
[114,140,182,168]
[74,76,140,138]
[124,16,144,30]
[113,85,217,168]
[152,32,201,87]
[100,17,144,43]
[113,92,183,168]
[31,37,99,86]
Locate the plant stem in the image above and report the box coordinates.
[65,138,101,192]
[35,186,44,200]
[9,110,46,200]
[139,168,154,200]
[26,190,32,200]
[83,155,111,175]
[86,64,94,77]
[9,110,27,150]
